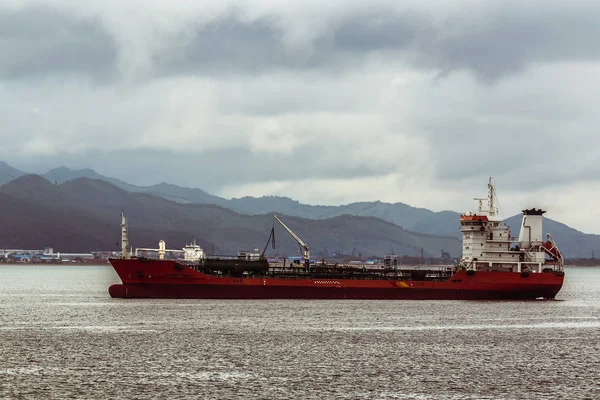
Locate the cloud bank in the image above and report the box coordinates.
[1,0,599,232]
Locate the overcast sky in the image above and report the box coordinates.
[1,0,599,233]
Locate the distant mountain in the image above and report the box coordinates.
[37,166,462,236]
[225,197,462,238]
[0,162,26,185]
[138,182,224,205]
[0,162,598,258]
[45,166,142,192]
[0,175,462,258]
[44,166,223,204]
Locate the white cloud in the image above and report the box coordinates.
[249,119,300,154]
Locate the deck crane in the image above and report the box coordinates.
[273,215,310,269]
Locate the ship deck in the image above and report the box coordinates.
[191,266,454,282]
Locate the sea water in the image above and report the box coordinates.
[1,265,599,399]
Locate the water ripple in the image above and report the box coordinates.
[0,265,599,399]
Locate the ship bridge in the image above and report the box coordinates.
[459,180,563,274]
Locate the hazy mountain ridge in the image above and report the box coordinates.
[0,163,598,258]
[0,162,26,185]
[226,197,459,236]
[0,175,461,257]
[43,166,464,236]
[44,166,222,204]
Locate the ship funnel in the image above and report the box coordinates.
[517,208,545,249]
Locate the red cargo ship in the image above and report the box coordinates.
[108,180,565,300]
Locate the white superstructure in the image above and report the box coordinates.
[459,179,563,273]
[132,236,204,262]
[116,212,204,263]
[237,250,261,261]
[183,240,205,262]
[518,210,545,249]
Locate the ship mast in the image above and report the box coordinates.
[474,177,498,217]
[274,215,310,268]
[121,210,130,259]
[487,177,497,217]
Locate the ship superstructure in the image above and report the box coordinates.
[183,240,205,262]
[460,179,563,275]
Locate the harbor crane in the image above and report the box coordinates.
[273,215,310,269]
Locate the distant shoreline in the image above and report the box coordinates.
[0,260,111,266]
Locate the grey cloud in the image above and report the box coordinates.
[421,115,599,191]
[156,3,600,82]
[416,4,600,82]
[153,12,427,77]
[156,15,354,78]
[328,4,600,81]
[161,16,287,76]
[10,146,388,192]
[0,7,117,81]
[2,1,600,230]
[3,3,600,83]
[330,10,431,53]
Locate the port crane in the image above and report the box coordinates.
[273,215,310,269]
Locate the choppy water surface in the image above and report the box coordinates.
[1,266,599,399]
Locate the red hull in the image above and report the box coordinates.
[108,258,564,300]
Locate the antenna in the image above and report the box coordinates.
[474,177,498,216]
